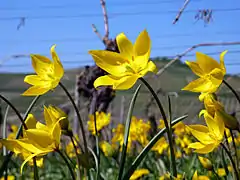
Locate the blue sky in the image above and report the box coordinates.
[1,0,240,74]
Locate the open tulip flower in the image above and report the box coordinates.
[187,111,225,154]
[182,51,227,93]
[89,30,157,90]
[0,106,62,173]
[22,45,64,96]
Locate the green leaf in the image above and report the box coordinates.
[117,85,142,180]
[122,115,188,180]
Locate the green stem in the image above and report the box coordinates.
[223,80,240,104]
[93,110,100,180]
[0,94,27,129]
[59,82,88,154]
[118,85,141,180]
[230,130,239,170]
[33,157,39,180]
[70,136,81,180]
[57,150,76,180]
[122,115,188,180]
[212,168,221,180]
[0,95,40,177]
[224,131,230,151]
[140,78,177,177]
[221,143,239,180]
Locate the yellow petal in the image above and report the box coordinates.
[209,68,225,85]
[36,122,48,131]
[139,61,157,76]
[21,153,38,174]
[89,50,127,77]
[196,52,221,74]
[31,54,51,76]
[25,129,53,149]
[44,106,54,127]
[213,112,225,138]
[182,77,217,93]
[24,75,46,86]
[22,86,50,96]
[188,125,214,144]
[133,30,151,68]
[185,61,204,77]
[25,114,37,129]
[113,75,139,90]
[51,44,64,78]
[116,32,133,60]
[51,119,62,147]
[194,143,216,154]
[220,50,227,72]
[94,75,115,88]
[134,29,151,57]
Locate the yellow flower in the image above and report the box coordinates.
[112,117,151,151]
[159,173,183,180]
[182,51,227,93]
[22,45,64,96]
[7,125,18,139]
[188,111,225,154]
[158,119,165,129]
[66,136,81,158]
[130,169,149,180]
[198,156,213,170]
[217,168,226,177]
[100,141,114,157]
[192,171,210,180]
[88,112,110,135]
[89,30,156,90]
[0,175,15,180]
[0,106,62,173]
[152,137,169,155]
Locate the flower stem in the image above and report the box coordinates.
[223,80,240,104]
[0,94,27,129]
[59,82,88,154]
[93,110,100,180]
[221,143,239,180]
[70,136,81,180]
[224,131,230,150]
[57,150,76,180]
[33,157,39,180]
[140,78,177,177]
[230,130,239,171]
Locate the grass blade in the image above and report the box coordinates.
[118,85,141,180]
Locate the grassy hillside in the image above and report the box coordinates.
[1,58,240,126]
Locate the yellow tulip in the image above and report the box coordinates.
[0,106,62,173]
[99,141,114,157]
[192,171,210,180]
[0,175,15,180]
[22,45,64,96]
[130,169,149,180]
[89,30,156,90]
[182,51,227,93]
[88,111,111,135]
[198,156,213,170]
[188,111,225,154]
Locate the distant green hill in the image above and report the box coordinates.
[1,58,240,126]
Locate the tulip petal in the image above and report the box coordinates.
[22,86,50,96]
[24,75,46,86]
[89,50,127,77]
[188,125,214,144]
[114,75,139,90]
[44,106,54,127]
[196,52,221,74]
[94,75,115,88]
[51,45,64,78]
[185,61,204,77]
[31,55,51,76]
[116,32,133,60]
[220,50,227,73]
[25,114,37,129]
[188,142,216,154]
[138,61,157,76]
[25,129,53,149]
[182,77,217,93]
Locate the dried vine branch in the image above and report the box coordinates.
[156,41,240,76]
[173,0,191,24]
